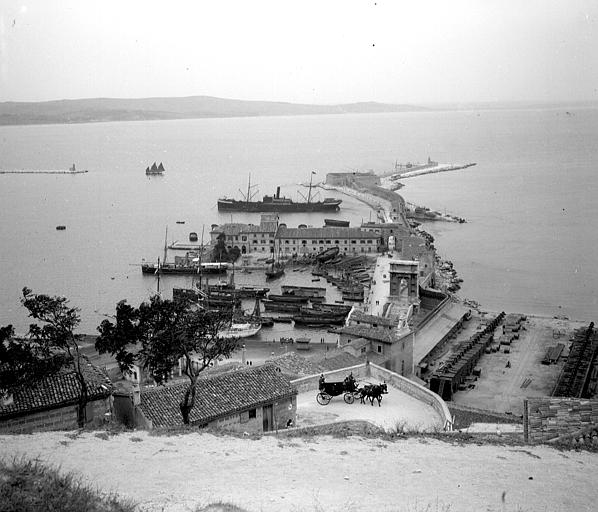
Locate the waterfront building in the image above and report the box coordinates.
[210,213,279,255]
[335,325,414,377]
[275,225,380,256]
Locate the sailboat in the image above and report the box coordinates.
[265,249,285,280]
[146,162,165,175]
[217,284,262,339]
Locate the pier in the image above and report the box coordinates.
[0,169,88,174]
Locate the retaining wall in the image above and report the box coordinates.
[524,397,598,444]
[368,363,453,430]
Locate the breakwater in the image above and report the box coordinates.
[0,169,88,174]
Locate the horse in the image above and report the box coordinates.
[360,382,388,406]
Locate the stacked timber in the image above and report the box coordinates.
[552,322,598,398]
[429,312,505,401]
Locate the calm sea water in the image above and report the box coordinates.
[1,108,597,332]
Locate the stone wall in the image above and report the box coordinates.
[206,396,297,433]
[368,363,453,430]
[524,397,598,444]
[0,398,111,434]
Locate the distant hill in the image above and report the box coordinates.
[0,96,426,126]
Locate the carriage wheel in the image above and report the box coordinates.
[343,392,355,404]
[316,392,331,405]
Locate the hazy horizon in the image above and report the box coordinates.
[1,0,597,105]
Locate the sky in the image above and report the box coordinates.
[1,0,597,105]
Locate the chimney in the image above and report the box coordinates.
[1,390,14,407]
[132,383,141,406]
[276,186,280,199]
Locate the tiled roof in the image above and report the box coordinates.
[138,364,296,428]
[314,352,363,371]
[348,310,398,327]
[265,352,323,378]
[0,356,112,419]
[337,325,397,343]
[211,223,274,236]
[276,226,379,240]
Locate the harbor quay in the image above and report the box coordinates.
[4,169,596,446]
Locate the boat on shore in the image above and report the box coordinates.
[324,218,350,227]
[315,246,340,263]
[217,174,342,213]
[295,337,311,350]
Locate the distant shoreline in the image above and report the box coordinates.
[1,95,595,127]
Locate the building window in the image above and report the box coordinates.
[367,240,373,244]
[351,240,356,244]
[325,240,331,244]
[312,240,317,244]
[285,240,289,244]
[249,409,256,419]
[302,240,307,244]
[377,345,382,353]
[361,347,366,354]
[242,236,247,241]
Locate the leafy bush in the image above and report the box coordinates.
[0,458,136,512]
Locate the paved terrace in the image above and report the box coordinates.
[296,383,443,432]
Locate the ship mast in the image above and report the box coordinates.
[307,171,316,204]
[162,226,168,265]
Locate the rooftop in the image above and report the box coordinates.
[138,365,296,428]
[0,356,112,420]
[335,325,398,343]
[276,226,379,240]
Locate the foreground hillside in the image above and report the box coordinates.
[1,430,597,512]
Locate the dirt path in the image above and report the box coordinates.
[2,431,597,512]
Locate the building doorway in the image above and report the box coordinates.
[262,404,273,432]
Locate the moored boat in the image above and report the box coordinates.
[266,294,309,303]
[218,174,342,213]
[218,322,261,339]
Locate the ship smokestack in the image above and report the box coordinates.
[276,186,280,199]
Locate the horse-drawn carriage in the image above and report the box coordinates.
[316,374,388,406]
[317,373,360,405]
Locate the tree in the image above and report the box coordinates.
[0,289,89,426]
[20,287,90,427]
[96,295,238,424]
[0,324,66,396]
